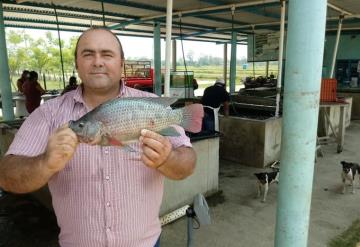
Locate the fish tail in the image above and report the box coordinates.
[180,103,204,133]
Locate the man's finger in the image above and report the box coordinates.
[141,137,163,153]
[142,145,160,161]
[140,129,165,142]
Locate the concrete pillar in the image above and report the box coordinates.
[0,2,15,120]
[274,1,327,247]
[153,22,162,96]
[229,31,237,94]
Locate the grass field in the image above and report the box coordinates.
[328,220,360,247]
[10,65,279,91]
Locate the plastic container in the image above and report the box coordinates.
[320,78,337,102]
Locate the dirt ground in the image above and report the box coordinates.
[160,120,360,247]
[1,121,360,247]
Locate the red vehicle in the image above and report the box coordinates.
[123,60,154,92]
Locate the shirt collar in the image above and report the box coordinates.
[72,80,126,104]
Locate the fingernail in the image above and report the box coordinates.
[141,129,147,135]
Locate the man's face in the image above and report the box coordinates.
[75,29,123,92]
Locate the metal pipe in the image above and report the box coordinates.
[223,43,228,86]
[153,22,162,96]
[329,16,343,78]
[275,0,286,118]
[0,2,15,120]
[274,1,327,247]
[164,0,173,97]
[53,5,66,89]
[229,31,237,94]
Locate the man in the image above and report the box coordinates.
[0,28,196,247]
[22,71,46,113]
[61,76,78,95]
[201,78,230,131]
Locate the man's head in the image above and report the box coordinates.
[21,70,30,79]
[74,28,125,93]
[214,78,225,87]
[29,71,38,82]
[69,76,77,86]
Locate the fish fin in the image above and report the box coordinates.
[158,126,181,136]
[180,103,204,133]
[106,136,123,146]
[136,97,178,106]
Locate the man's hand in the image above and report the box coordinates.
[44,124,79,172]
[139,129,172,169]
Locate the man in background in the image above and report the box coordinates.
[201,78,230,131]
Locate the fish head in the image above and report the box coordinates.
[69,118,103,145]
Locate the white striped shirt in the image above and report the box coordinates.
[6,84,191,247]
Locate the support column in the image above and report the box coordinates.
[164,0,173,97]
[172,39,176,72]
[274,1,327,247]
[330,16,343,78]
[275,0,286,117]
[153,22,162,96]
[0,2,15,120]
[223,43,228,86]
[229,31,237,94]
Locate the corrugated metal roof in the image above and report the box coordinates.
[2,0,360,43]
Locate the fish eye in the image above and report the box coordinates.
[79,122,85,128]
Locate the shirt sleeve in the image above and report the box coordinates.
[6,107,51,157]
[167,125,192,149]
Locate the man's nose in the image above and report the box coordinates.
[92,54,104,67]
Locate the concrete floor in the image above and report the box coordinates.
[1,121,360,247]
[160,120,360,247]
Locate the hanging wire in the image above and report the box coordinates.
[252,25,256,79]
[230,5,240,116]
[101,1,106,27]
[179,13,191,98]
[53,3,66,89]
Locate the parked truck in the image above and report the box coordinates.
[123,60,154,92]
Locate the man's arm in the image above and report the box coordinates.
[0,125,78,193]
[140,129,196,180]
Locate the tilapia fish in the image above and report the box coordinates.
[69,97,204,146]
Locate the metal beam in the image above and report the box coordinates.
[108,0,279,29]
[328,2,353,16]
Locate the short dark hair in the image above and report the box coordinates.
[29,71,38,81]
[69,76,77,85]
[74,27,125,65]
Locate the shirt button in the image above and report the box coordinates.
[104,150,109,154]
[105,175,110,180]
[106,227,111,232]
[106,202,111,207]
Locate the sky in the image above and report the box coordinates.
[7,28,248,61]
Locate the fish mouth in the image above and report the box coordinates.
[78,133,102,145]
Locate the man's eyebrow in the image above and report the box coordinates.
[80,49,95,54]
[80,49,115,54]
